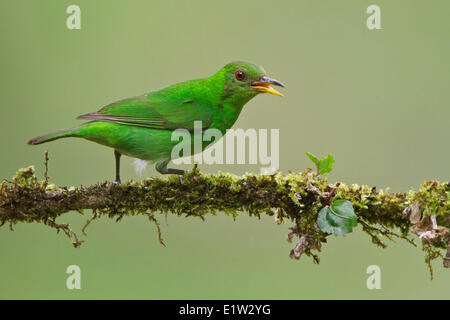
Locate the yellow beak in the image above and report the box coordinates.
[251,76,285,97]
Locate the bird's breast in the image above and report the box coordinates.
[208,101,245,133]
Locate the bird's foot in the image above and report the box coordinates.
[108,180,121,192]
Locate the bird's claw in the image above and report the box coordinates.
[108,180,120,192]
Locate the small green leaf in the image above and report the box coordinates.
[318,154,335,175]
[306,152,335,175]
[306,152,319,166]
[317,199,357,235]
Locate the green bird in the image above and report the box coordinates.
[28,61,285,183]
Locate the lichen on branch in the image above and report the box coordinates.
[0,158,449,278]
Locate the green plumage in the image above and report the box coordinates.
[28,61,285,181]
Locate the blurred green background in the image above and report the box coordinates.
[1,0,449,299]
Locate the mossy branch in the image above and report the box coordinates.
[1,156,449,278]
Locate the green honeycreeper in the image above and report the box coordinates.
[28,61,285,183]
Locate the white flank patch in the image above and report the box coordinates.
[133,158,148,176]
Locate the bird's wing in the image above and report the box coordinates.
[77,89,214,131]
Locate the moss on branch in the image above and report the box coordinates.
[0,162,449,278]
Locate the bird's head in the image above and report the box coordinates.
[215,61,285,101]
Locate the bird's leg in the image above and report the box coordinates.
[155,158,185,175]
[114,150,122,184]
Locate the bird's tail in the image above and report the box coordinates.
[27,127,81,145]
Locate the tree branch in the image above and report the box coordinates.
[1,158,449,278]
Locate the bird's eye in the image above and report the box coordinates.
[235,70,245,81]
